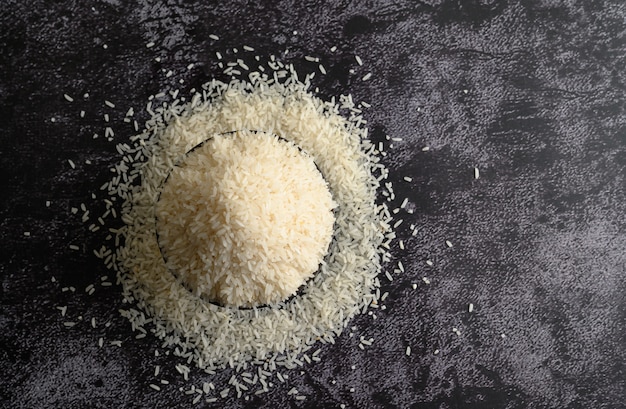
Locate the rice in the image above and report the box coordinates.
[100,55,393,380]
[155,130,336,308]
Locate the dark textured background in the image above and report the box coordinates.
[1,1,625,408]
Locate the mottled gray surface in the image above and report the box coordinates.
[1,1,625,408]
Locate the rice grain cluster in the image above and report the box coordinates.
[103,61,393,376]
[155,130,336,308]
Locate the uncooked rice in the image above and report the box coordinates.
[102,57,394,375]
[155,130,336,308]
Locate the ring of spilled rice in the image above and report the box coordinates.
[95,58,395,397]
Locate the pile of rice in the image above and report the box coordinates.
[155,130,336,308]
[104,61,394,379]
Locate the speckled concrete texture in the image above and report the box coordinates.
[1,1,625,408]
